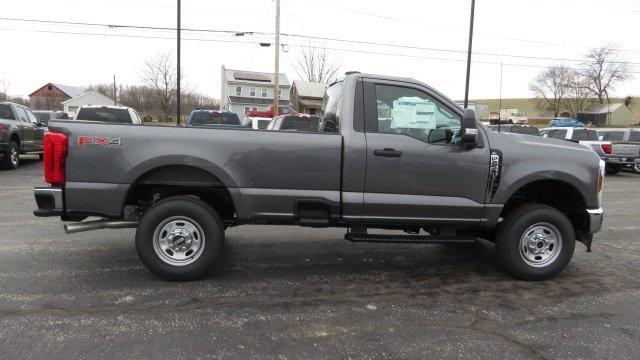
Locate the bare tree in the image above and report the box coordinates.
[0,78,11,101]
[141,52,178,119]
[562,71,594,117]
[582,45,632,104]
[529,65,573,117]
[294,46,340,84]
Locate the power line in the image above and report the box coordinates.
[3,26,640,74]
[1,16,639,66]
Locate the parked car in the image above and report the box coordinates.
[595,128,640,174]
[245,104,295,118]
[33,111,69,125]
[540,127,636,174]
[186,110,242,128]
[34,72,604,281]
[75,105,142,124]
[548,117,584,128]
[243,116,272,130]
[0,102,46,169]
[488,124,540,136]
[266,114,320,132]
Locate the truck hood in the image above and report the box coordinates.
[496,132,593,153]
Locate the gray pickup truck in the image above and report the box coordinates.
[33,73,605,281]
[0,102,46,169]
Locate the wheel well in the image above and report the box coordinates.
[123,165,237,223]
[10,133,19,146]
[501,180,588,232]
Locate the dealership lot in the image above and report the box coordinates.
[1,159,640,359]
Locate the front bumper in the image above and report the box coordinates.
[34,186,63,217]
[587,208,604,234]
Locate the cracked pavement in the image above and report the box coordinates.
[1,158,639,359]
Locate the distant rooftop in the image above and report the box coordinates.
[293,81,327,98]
[582,103,625,114]
[223,67,290,86]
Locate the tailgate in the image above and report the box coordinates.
[612,143,640,157]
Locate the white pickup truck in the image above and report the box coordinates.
[541,127,639,174]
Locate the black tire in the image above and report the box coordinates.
[1,140,19,170]
[135,196,224,281]
[605,164,620,175]
[633,161,640,174]
[495,204,575,281]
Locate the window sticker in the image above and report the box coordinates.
[390,97,436,130]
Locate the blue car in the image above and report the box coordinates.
[186,110,242,128]
[548,117,584,128]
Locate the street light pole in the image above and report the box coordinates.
[273,0,280,119]
[463,0,475,109]
[176,0,181,126]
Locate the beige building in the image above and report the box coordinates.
[290,81,326,115]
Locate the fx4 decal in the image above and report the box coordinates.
[77,136,124,148]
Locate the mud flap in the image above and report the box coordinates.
[576,232,593,252]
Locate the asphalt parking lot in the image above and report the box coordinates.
[1,158,640,359]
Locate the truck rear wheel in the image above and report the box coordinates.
[495,204,575,281]
[135,196,224,280]
[1,140,19,170]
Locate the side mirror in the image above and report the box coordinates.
[460,109,478,146]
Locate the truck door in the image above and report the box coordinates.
[24,108,44,150]
[361,79,490,225]
[15,106,36,151]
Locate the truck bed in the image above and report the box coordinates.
[50,120,343,220]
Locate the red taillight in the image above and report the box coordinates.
[601,143,612,155]
[43,132,68,185]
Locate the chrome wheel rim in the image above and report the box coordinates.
[152,216,205,266]
[519,222,562,267]
[10,146,18,167]
[634,161,640,173]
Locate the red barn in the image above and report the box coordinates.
[29,83,84,111]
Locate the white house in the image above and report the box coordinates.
[220,65,290,116]
[61,91,118,116]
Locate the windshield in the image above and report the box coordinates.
[280,116,320,132]
[76,108,131,123]
[572,129,597,141]
[189,112,240,126]
[319,82,341,132]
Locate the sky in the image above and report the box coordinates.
[1,0,639,101]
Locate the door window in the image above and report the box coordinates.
[372,84,461,145]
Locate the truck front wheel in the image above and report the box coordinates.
[135,196,224,280]
[495,204,575,281]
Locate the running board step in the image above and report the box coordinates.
[345,233,477,244]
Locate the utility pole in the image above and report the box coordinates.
[273,0,280,119]
[463,0,476,109]
[498,62,502,132]
[113,74,117,105]
[176,0,181,126]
